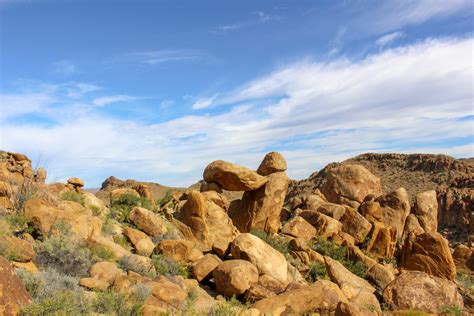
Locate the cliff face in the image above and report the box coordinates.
[288,153,474,244]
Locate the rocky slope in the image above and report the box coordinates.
[0,149,472,315]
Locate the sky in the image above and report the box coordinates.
[0,0,473,188]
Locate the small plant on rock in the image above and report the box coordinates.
[250,229,290,254]
[151,254,190,278]
[60,190,85,206]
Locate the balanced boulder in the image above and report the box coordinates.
[203,160,267,191]
[256,152,287,176]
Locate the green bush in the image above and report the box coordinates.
[89,244,116,262]
[307,261,328,282]
[439,305,462,316]
[5,213,33,234]
[118,255,155,278]
[456,269,474,295]
[110,193,151,223]
[35,235,93,277]
[21,290,91,316]
[250,229,290,254]
[151,254,189,278]
[208,296,247,316]
[92,284,150,315]
[60,190,85,206]
[89,205,101,216]
[156,190,173,208]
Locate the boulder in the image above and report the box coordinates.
[201,190,229,211]
[401,232,456,280]
[213,260,259,297]
[83,192,108,216]
[35,167,47,183]
[231,233,288,284]
[317,203,346,220]
[299,210,342,240]
[88,235,131,259]
[366,221,397,258]
[229,171,289,234]
[203,160,267,191]
[144,276,188,310]
[383,271,463,313]
[336,302,378,316]
[414,190,438,233]
[193,254,222,282]
[256,152,287,176]
[89,261,122,286]
[339,208,372,243]
[199,181,223,193]
[157,239,203,262]
[0,236,35,262]
[0,256,31,314]
[281,216,316,240]
[174,190,238,253]
[251,280,347,315]
[452,244,474,271]
[319,164,382,205]
[377,188,411,240]
[24,198,94,239]
[110,188,140,201]
[402,214,425,242]
[79,277,109,290]
[123,227,154,257]
[129,207,168,237]
[67,177,84,188]
[0,181,12,197]
[12,261,39,274]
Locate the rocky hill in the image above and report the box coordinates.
[0,150,472,315]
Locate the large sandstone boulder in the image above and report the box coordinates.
[377,188,411,240]
[203,160,267,191]
[231,233,288,284]
[414,190,438,233]
[401,232,456,280]
[281,216,316,240]
[452,244,474,271]
[299,210,342,240]
[67,177,84,188]
[0,256,31,315]
[193,254,222,282]
[339,208,372,243]
[229,171,288,234]
[0,236,35,262]
[365,221,397,258]
[123,227,154,257]
[129,207,168,237]
[256,152,287,176]
[24,198,94,239]
[383,271,463,313]
[319,164,382,206]
[157,239,203,262]
[174,190,238,253]
[402,214,425,242]
[251,280,347,315]
[89,261,122,286]
[213,260,259,297]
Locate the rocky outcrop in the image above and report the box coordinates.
[401,232,456,280]
[281,216,316,240]
[129,207,168,237]
[213,260,259,297]
[0,256,32,315]
[383,271,463,313]
[203,160,267,191]
[376,188,411,240]
[0,236,35,262]
[256,152,287,176]
[339,208,372,244]
[229,171,288,234]
[414,190,438,233]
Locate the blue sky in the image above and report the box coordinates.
[0,0,473,188]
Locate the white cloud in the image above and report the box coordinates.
[92,95,136,107]
[0,93,54,120]
[376,31,405,46]
[51,60,78,75]
[191,94,219,110]
[215,10,279,33]
[109,50,207,65]
[1,37,472,187]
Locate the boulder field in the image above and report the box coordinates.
[0,149,472,315]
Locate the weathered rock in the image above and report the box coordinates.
[251,280,347,315]
[336,302,378,316]
[203,160,267,191]
[0,256,31,315]
[317,202,346,220]
[383,271,463,313]
[453,244,474,271]
[402,214,425,242]
[0,181,12,197]
[376,188,411,240]
[157,239,203,262]
[89,261,122,286]
[200,181,223,193]
[110,188,140,201]
[339,208,372,243]
[229,171,288,234]
[256,152,287,176]
[175,190,237,253]
[35,167,47,183]
[129,207,168,237]
[231,233,288,284]
[414,190,438,233]
[0,236,35,262]
[213,260,259,297]
[319,164,382,205]
[359,200,382,222]
[193,254,222,282]
[123,227,154,257]
[201,190,229,211]
[299,210,342,240]
[144,276,188,310]
[88,235,131,259]
[366,221,397,258]
[24,198,94,239]
[83,192,108,216]
[67,177,84,188]
[12,261,39,274]
[401,232,456,280]
[281,216,316,240]
[79,277,109,290]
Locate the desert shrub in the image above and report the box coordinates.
[113,235,133,252]
[110,193,155,223]
[151,220,180,244]
[12,178,40,213]
[208,296,247,316]
[151,254,189,278]
[311,238,367,278]
[92,284,150,316]
[21,290,91,316]
[89,205,101,216]
[35,235,93,277]
[89,244,116,262]
[101,215,116,236]
[456,269,474,295]
[15,269,45,299]
[5,213,33,234]
[439,305,462,316]
[250,229,290,254]
[60,190,85,206]
[118,255,155,278]
[307,261,328,281]
[156,190,173,208]
[0,219,12,236]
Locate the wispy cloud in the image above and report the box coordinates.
[108,49,208,65]
[191,94,219,110]
[50,60,78,76]
[1,37,472,187]
[376,31,405,46]
[214,11,280,33]
[92,95,136,107]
